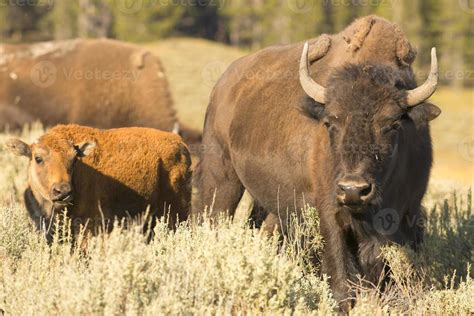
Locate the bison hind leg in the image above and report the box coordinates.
[192,137,245,219]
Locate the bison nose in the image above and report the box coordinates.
[337,178,374,206]
[51,183,73,202]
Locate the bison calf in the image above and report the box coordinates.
[6,124,192,241]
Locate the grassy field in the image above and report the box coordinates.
[429,89,474,188]
[0,38,473,314]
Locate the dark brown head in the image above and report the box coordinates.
[5,133,95,215]
[299,43,441,212]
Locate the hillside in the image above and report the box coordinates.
[144,38,246,130]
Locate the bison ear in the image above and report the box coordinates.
[4,139,31,157]
[75,141,96,157]
[300,97,326,121]
[407,102,441,123]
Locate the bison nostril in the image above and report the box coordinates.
[360,184,373,199]
[51,183,73,201]
[337,179,373,205]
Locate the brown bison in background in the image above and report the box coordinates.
[194,15,441,310]
[0,38,201,144]
[6,124,192,242]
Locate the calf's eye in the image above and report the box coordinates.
[35,156,43,164]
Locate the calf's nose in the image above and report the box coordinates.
[51,182,72,201]
[337,177,374,206]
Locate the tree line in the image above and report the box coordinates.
[0,0,472,86]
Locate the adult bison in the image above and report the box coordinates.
[0,39,200,144]
[194,15,417,215]
[194,16,440,309]
[6,124,192,242]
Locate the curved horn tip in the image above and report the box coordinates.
[431,47,438,69]
[299,41,326,104]
[406,48,439,106]
[301,42,309,61]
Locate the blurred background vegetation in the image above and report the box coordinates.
[0,0,472,87]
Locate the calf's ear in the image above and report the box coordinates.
[4,139,31,157]
[75,141,96,157]
[408,102,441,123]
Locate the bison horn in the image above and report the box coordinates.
[406,47,439,106]
[299,42,326,104]
[233,190,254,225]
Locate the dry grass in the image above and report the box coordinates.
[0,39,472,314]
[0,125,473,315]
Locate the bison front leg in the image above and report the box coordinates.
[320,214,360,312]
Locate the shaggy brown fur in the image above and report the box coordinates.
[6,124,192,241]
[0,39,201,144]
[194,16,438,310]
[304,15,416,80]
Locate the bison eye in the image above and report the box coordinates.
[34,156,43,164]
[382,122,401,134]
[323,115,340,131]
